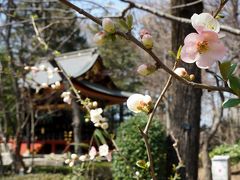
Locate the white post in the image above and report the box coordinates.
[211,155,231,180]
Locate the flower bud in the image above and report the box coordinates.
[101,122,109,130]
[142,34,153,49]
[41,83,48,88]
[71,153,78,160]
[69,161,74,167]
[24,66,30,70]
[140,29,150,39]
[79,155,87,162]
[51,84,56,89]
[137,64,156,76]
[189,74,195,81]
[92,101,98,108]
[102,18,115,33]
[174,67,188,77]
[55,81,61,88]
[94,31,106,45]
[64,159,70,164]
[53,67,59,72]
[135,171,140,176]
[30,66,39,73]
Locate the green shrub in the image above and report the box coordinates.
[112,114,167,180]
[210,141,240,165]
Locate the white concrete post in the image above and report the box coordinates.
[211,155,231,180]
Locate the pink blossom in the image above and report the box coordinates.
[89,146,97,160]
[181,31,226,69]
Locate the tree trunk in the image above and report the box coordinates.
[167,1,203,179]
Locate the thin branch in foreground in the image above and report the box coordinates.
[170,132,183,165]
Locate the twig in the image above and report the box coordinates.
[59,0,234,94]
[170,132,183,164]
[139,61,178,180]
[139,128,156,180]
[213,0,229,18]
[171,0,203,9]
[144,61,178,134]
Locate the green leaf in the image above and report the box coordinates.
[219,61,231,80]
[126,14,133,30]
[118,19,129,31]
[168,50,176,59]
[216,14,225,19]
[228,63,237,77]
[136,160,149,169]
[229,76,240,96]
[219,61,237,80]
[229,76,240,89]
[93,129,107,145]
[222,98,240,108]
[176,45,182,60]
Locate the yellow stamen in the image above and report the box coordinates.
[197,41,208,54]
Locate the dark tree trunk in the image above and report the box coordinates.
[167,1,203,179]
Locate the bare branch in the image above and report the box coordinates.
[171,0,203,9]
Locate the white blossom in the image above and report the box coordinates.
[90,108,103,123]
[61,91,71,104]
[99,144,109,157]
[79,155,87,162]
[127,94,152,113]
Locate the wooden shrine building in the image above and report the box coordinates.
[20,48,132,154]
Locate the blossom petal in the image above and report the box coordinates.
[184,33,202,45]
[195,53,216,69]
[181,45,198,63]
[191,13,220,33]
[209,41,226,60]
[201,31,219,42]
[127,94,144,113]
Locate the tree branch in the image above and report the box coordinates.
[120,0,240,35]
[58,0,234,94]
